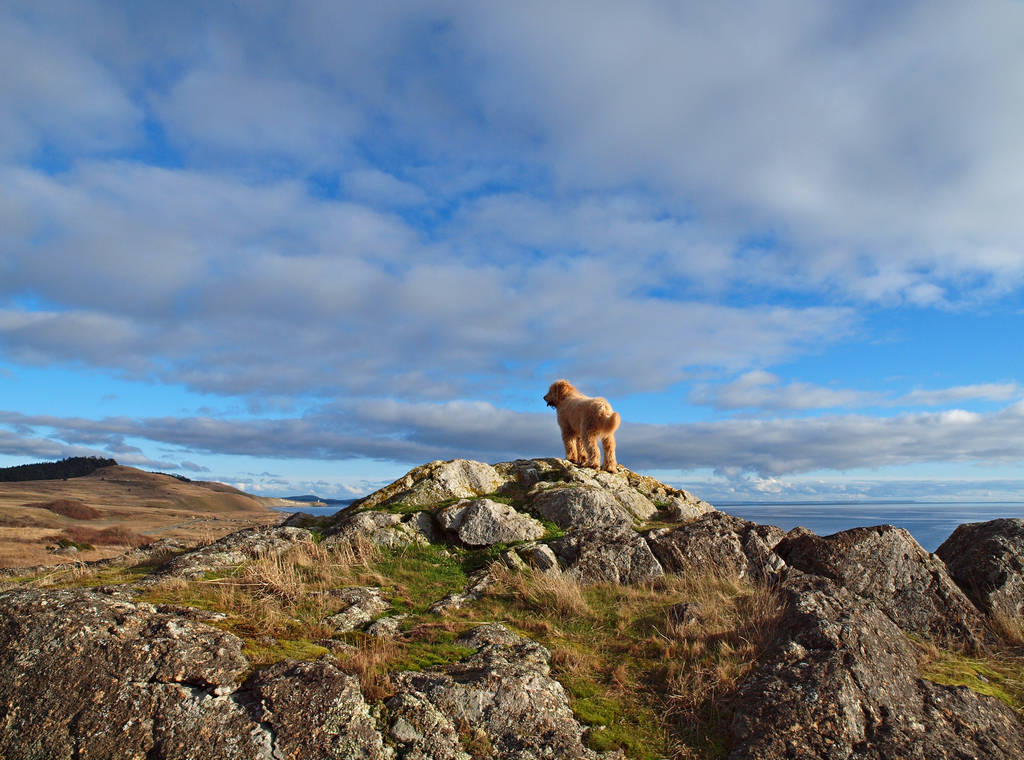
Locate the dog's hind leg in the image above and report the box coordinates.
[601,434,617,474]
[582,430,601,469]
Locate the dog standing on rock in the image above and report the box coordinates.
[544,380,621,473]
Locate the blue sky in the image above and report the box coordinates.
[3,1,1024,502]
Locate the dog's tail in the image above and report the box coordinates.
[606,411,621,433]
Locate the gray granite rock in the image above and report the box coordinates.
[530,486,634,530]
[936,518,1024,623]
[646,511,787,582]
[145,525,314,581]
[325,586,389,632]
[387,623,623,760]
[775,524,985,647]
[352,459,503,510]
[551,525,665,585]
[323,510,439,549]
[730,572,1024,760]
[437,498,545,546]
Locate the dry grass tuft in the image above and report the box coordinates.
[490,563,591,618]
[990,612,1024,647]
[337,635,399,700]
[650,575,784,751]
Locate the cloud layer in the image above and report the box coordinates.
[2,2,1024,497]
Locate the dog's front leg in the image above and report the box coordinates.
[562,429,582,464]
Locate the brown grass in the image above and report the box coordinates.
[657,576,783,740]
[990,613,1024,647]
[26,499,101,520]
[0,464,283,569]
[60,525,152,548]
[491,563,592,618]
[337,635,399,700]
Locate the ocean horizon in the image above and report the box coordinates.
[275,499,1024,553]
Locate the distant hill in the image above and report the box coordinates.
[0,463,284,568]
[0,457,118,483]
[0,463,283,515]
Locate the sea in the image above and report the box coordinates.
[275,500,1024,553]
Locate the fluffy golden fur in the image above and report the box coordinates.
[543,379,621,473]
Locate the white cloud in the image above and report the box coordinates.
[692,374,1024,413]
[5,398,1024,482]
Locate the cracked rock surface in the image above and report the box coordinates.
[144,525,314,581]
[0,589,623,760]
[936,517,1024,622]
[775,524,985,647]
[387,623,623,760]
[729,572,1024,760]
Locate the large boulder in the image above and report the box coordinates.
[550,525,665,585]
[0,588,263,759]
[936,518,1024,622]
[437,498,546,546]
[247,659,390,759]
[775,525,985,646]
[352,459,504,510]
[530,487,634,530]
[323,509,439,549]
[646,511,787,582]
[386,623,623,760]
[729,572,1024,760]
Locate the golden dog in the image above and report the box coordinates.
[544,379,621,473]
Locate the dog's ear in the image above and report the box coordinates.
[545,379,574,405]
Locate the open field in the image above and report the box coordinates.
[0,466,290,568]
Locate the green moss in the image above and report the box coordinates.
[568,688,665,759]
[374,544,467,614]
[58,537,93,551]
[243,637,330,664]
[390,641,475,672]
[537,519,566,539]
[920,651,1024,712]
[74,564,157,587]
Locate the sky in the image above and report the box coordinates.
[2,0,1024,503]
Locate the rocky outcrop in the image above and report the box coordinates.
[646,511,787,583]
[146,525,314,581]
[333,458,714,538]
[775,525,985,646]
[936,518,1024,622]
[248,659,391,759]
[729,572,1024,759]
[352,459,504,510]
[0,588,620,760]
[323,509,439,549]
[325,586,390,632]
[437,498,545,546]
[0,587,261,759]
[551,525,664,584]
[531,486,634,530]
[387,623,622,760]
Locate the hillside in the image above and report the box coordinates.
[2,457,1020,758]
[0,464,289,568]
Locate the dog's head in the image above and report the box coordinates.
[544,379,576,408]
